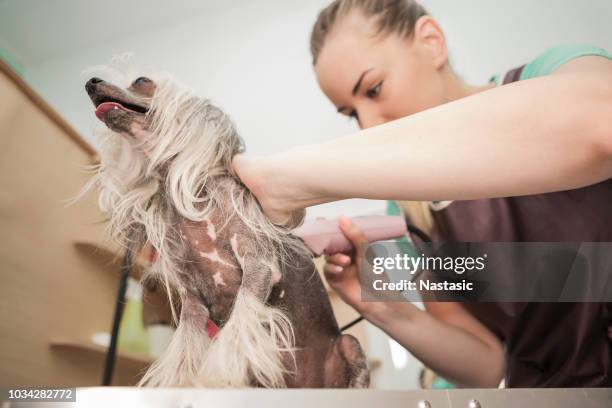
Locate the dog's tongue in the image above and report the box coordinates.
[95,101,126,121]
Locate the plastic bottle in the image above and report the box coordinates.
[118,277,149,355]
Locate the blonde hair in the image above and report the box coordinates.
[395,200,434,234]
[310,0,428,64]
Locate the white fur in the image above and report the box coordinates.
[79,70,311,388]
[199,291,296,387]
[137,296,212,387]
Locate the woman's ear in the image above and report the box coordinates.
[413,15,448,69]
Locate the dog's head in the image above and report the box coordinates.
[84,74,247,250]
[85,75,244,169]
[86,76,154,137]
[85,74,245,192]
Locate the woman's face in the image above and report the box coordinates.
[315,12,449,129]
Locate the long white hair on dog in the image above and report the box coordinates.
[80,70,310,388]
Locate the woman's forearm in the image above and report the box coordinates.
[267,72,612,211]
[367,303,504,387]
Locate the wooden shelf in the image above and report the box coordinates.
[49,339,154,366]
[74,241,148,280]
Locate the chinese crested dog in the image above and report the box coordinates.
[82,73,369,388]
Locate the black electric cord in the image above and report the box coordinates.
[407,224,433,243]
[101,247,134,386]
[340,316,364,332]
[339,222,432,333]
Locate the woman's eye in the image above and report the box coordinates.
[365,81,383,98]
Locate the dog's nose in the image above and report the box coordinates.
[85,77,104,93]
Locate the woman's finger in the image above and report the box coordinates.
[323,262,344,276]
[326,253,352,266]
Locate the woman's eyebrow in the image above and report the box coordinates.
[336,68,376,113]
[352,67,374,96]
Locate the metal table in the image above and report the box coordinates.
[4,387,611,408]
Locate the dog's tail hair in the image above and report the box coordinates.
[138,289,295,388]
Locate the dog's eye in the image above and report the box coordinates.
[133,77,151,86]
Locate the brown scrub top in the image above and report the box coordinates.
[407,45,612,387]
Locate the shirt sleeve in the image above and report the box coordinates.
[520,44,612,80]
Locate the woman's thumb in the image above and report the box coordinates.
[339,216,368,252]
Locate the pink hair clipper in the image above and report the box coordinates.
[292,215,407,256]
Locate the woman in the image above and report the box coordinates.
[233,0,612,387]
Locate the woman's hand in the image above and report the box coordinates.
[324,217,504,387]
[323,216,388,320]
[232,154,305,228]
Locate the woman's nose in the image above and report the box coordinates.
[358,112,387,130]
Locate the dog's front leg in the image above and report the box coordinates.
[229,231,280,301]
[205,230,294,388]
